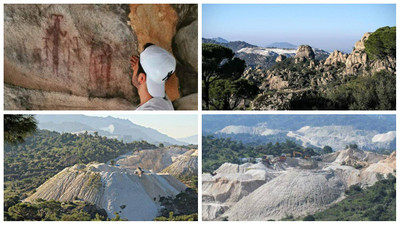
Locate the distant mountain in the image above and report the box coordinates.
[203,38,330,68]
[267,42,297,49]
[203,115,396,134]
[202,38,257,52]
[177,134,198,145]
[203,115,396,152]
[211,37,228,43]
[36,115,187,146]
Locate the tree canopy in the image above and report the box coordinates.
[4,115,37,144]
[202,43,258,110]
[365,26,396,60]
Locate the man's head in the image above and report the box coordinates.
[132,43,176,98]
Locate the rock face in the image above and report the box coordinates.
[115,147,191,173]
[4,4,198,110]
[203,149,396,221]
[161,149,198,178]
[25,163,187,221]
[202,162,280,221]
[275,54,287,62]
[4,4,137,109]
[129,4,180,101]
[324,50,348,65]
[129,4,198,101]
[295,45,315,60]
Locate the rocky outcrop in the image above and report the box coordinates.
[295,45,315,60]
[202,162,278,221]
[4,4,198,110]
[324,32,396,76]
[268,76,289,90]
[115,147,190,173]
[322,148,396,188]
[248,30,395,110]
[161,149,198,178]
[324,50,348,65]
[26,162,187,221]
[275,54,287,62]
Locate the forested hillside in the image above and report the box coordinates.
[202,135,321,173]
[304,173,396,221]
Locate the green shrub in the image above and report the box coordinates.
[365,26,396,60]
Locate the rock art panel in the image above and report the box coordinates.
[4,4,138,109]
[4,4,198,110]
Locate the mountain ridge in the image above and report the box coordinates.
[36,115,188,145]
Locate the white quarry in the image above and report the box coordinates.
[202,148,396,221]
[26,163,187,220]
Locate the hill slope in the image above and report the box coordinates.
[26,163,187,221]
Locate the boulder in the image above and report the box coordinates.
[275,54,286,62]
[295,45,315,60]
[324,50,348,65]
[173,20,198,72]
[173,93,198,110]
[354,32,371,52]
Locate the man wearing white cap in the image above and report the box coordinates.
[131,43,175,110]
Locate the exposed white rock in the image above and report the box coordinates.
[26,162,187,220]
[372,131,396,143]
[115,147,189,173]
[203,149,396,221]
[237,47,296,57]
[222,170,346,221]
[217,123,281,136]
[287,125,394,151]
[161,149,198,178]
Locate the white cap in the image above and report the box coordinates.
[140,45,176,98]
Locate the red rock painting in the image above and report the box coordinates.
[88,42,113,91]
[45,14,67,75]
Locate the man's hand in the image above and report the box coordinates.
[130,56,139,70]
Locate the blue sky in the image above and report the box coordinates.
[203,4,396,52]
[88,114,198,139]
